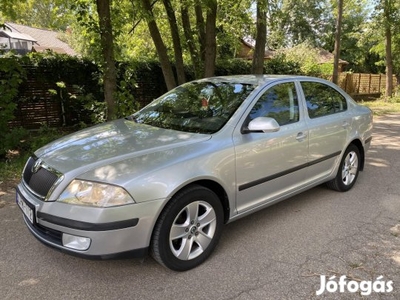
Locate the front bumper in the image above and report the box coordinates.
[16,183,166,259]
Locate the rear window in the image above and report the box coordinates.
[301,81,347,118]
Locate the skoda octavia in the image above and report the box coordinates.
[17,75,373,271]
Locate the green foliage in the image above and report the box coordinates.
[1,0,74,30]
[281,43,329,76]
[28,124,67,151]
[215,59,252,75]
[362,95,400,116]
[1,127,29,158]
[215,57,302,76]
[366,0,400,77]
[82,96,107,124]
[0,153,28,182]
[0,53,27,156]
[267,0,334,49]
[115,84,140,118]
[26,52,103,126]
[264,54,303,75]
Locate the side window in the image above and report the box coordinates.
[249,82,299,126]
[301,81,347,119]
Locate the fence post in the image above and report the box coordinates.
[368,74,371,94]
[344,73,349,93]
[378,75,382,94]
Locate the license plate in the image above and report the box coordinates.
[16,192,34,224]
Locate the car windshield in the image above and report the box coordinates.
[131,81,255,134]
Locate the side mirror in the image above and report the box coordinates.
[243,117,280,133]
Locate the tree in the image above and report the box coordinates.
[162,0,186,84]
[367,0,400,97]
[204,0,218,77]
[96,0,117,120]
[383,0,394,97]
[332,0,343,84]
[252,0,268,74]
[181,3,202,78]
[141,0,177,90]
[334,0,371,73]
[1,0,73,30]
[267,0,333,48]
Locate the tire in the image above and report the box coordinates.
[151,185,224,271]
[327,144,360,192]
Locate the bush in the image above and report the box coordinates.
[280,42,330,76]
[0,53,27,157]
[28,124,68,152]
[264,54,303,75]
[215,57,303,76]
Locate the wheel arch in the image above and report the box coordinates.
[158,179,231,225]
[349,139,365,171]
[192,180,230,223]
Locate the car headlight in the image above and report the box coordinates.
[58,180,135,207]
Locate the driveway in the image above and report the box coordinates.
[1,114,399,299]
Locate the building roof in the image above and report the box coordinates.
[239,38,275,60]
[239,39,349,66]
[317,49,349,65]
[0,30,36,42]
[4,22,77,56]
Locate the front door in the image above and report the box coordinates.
[233,81,309,213]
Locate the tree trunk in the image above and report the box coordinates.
[141,0,177,90]
[195,2,206,63]
[332,0,343,85]
[96,0,117,121]
[163,0,186,84]
[252,0,267,74]
[204,0,217,77]
[181,5,201,78]
[384,0,393,98]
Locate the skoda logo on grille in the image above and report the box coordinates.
[32,159,44,173]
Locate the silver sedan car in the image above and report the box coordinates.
[17,75,373,271]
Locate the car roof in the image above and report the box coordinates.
[196,75,318,87]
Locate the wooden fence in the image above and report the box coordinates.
[329,73,398,98]
[8,66,165,130]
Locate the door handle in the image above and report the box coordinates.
[296,132,307,141]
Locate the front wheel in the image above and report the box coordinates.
[151,185,224,271]
[327,144,360,192]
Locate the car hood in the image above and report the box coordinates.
[35,119,211,175]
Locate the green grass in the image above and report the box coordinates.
[0,154,28,183]
[361,97,400,116]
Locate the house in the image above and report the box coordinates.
[0,22,77,56]
[236,38,275,60]
[237,38,275,60]
[317,49,348,72]
[237,38,349,72]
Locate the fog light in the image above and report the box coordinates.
[62,233,91,251]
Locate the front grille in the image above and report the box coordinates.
[23,156,61,199]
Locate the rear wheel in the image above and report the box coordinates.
[151,185,223,271]
[327,144,360,192]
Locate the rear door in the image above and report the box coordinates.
[299,80,351,182]
[233,81,309,213]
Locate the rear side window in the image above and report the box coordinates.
[249,82,299,126]
[301,81,347,119]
